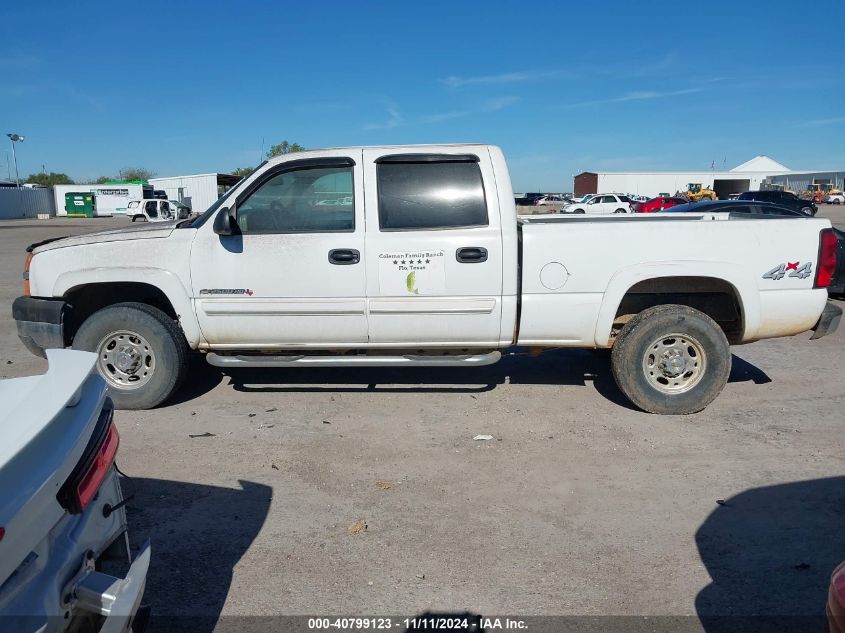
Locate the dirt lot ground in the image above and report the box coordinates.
[1,208,844,632]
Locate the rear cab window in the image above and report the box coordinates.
[375,156,488,230]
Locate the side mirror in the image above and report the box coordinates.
[213,206,240,236]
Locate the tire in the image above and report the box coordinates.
[614,208,626,214]
[610,304,730,415]
[72,302,189,410]
[575,209,586,214]
[800,206,815,216]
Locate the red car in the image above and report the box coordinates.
[633,196,688,213]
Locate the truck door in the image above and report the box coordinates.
[189,152,368,347]
[362,149,504,346]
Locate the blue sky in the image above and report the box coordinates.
[2,0,844,190]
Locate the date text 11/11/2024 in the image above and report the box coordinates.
[307,616,527,630]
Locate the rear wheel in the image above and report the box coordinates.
[611,304,731,414]
[73,302,189,409]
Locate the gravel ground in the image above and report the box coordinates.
[1,208,843,631]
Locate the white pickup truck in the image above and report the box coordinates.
[12,144,842,414]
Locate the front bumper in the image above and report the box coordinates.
[12,296,67,358]
[810,301,843,340]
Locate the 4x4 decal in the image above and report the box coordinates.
[762,261,812,280]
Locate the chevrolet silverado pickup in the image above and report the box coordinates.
[12,144,842,414]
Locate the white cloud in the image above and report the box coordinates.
[364,105,404,130]
[443,70,571,88]
[798,116,845,128]
[365,97,519,129]
[420,96,520,123]
[560,87,704,109]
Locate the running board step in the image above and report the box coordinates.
[206,351,502,368]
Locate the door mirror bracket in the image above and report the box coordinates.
[213,206,240,236]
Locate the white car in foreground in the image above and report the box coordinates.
[13,144,842,415]
[0,350,150,633]
[564,193,632,214]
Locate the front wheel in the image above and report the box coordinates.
[800,206,815,216]
[614,208,627,214]
[610,304,730,414]
[73,302,189,409]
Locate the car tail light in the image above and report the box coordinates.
[814,228,839,288]
[23,252,32,296]
[57,399,119,514]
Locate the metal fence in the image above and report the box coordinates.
[0,188,56,219]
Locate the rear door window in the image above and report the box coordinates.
[377,160,488,230]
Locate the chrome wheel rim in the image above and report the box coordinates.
[642,333,706,394]
[96,330,155,390]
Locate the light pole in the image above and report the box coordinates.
[7,133,24,187]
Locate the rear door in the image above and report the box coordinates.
[362,149,504,346]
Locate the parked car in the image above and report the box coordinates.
[0,349,150,632]
[514,192,546,206]
[632,196,687,213]
[127,199,192,222]
[563,193,632,214]
[12,144,841,415]
[663,199,845,296]
[824,193,845,205]
[534,195,567,206]
[737,190,817,216]
[829,561,845,633]
[569,194,596,205]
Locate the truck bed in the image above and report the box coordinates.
[516,213,830,347]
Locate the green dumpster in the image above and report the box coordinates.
[65,192,96,218]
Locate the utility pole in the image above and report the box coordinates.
[7,133,24,187]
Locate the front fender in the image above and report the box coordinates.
[593,261,760,347]
[53,267,202,348]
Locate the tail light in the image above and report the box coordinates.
[814,228,839,288]
[23,252,32,296]
[57,399,119,514]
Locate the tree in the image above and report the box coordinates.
[230,166,254,178]
[94,175,113,184]
[266,141,305,158]
[24,172,74,187]
[117,167,156,181]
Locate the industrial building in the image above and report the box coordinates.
[148,173,241,213]
[764,170,845,195]
[574,156,792,198]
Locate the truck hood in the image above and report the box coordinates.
[32,220,180,254]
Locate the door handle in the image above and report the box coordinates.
[456,247,488,263]
[328,249,360,265]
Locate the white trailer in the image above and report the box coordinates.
[53,183,151,216]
